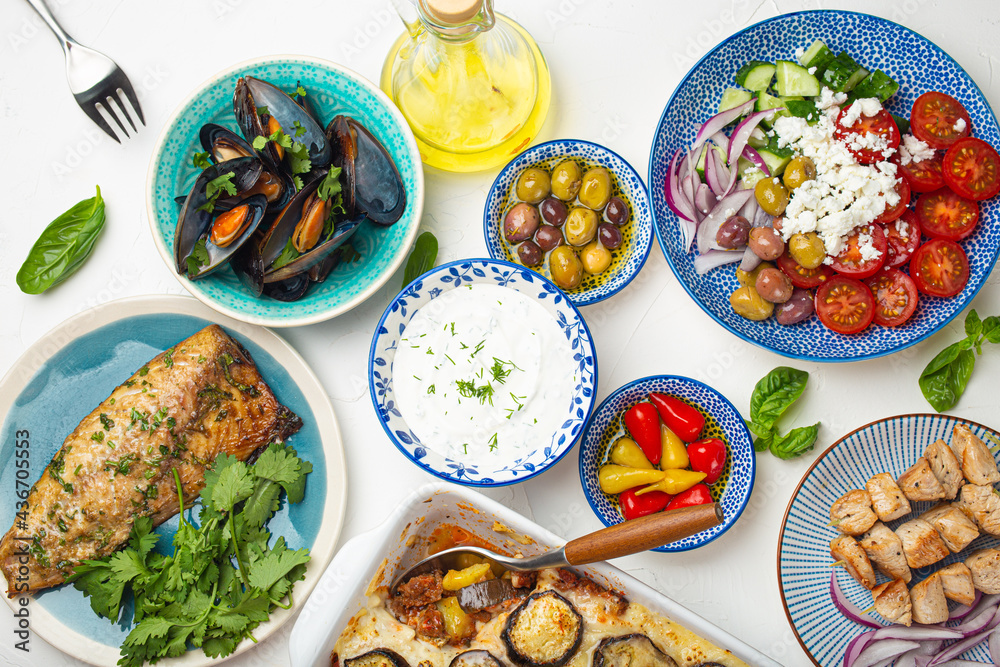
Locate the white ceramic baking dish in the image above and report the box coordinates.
[288,482,779,667]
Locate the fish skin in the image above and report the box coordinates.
[0,325,301,596]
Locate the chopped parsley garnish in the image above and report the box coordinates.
[271,236,299,270]
[91,431,104,443]
[163,348,174,368]
[256,105,269,116]
[293,85,307,98]
[197,171,238,213]
[197,355,207,363]
[186,238,209,277]
[104,454,137,476]
[192,151,212,170]
[99,413,114,430]
[292,120,307,138]
[138,366,149,377]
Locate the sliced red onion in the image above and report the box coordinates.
[695,182,717,215]
[844,631,877,667]
[739,246,762,272]
[704,147,728,197]
[850,640,920,667]
[950,591,982,620]
[665,150,697,223]
[710,130,730,153]
[696,190,755,254]
[869,627,961,642]
[990,627,1000,664]
[738,190,759,220]
[951,594,1000,634]
[693,249,743,274]
[754,203,773,228]
[831,572,882,630]
[928,613,1000,665]
[692,98,756,151]
[742,144,771,176]
[727,108,782,167]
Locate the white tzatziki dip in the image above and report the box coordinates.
[393,284,578,463]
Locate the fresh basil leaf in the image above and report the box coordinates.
[919,348,976,412]
[753,432,773,453]
[402,232,439,288]
[921,340,966,377]
[745,419,772,440]
[965,309,983,337]
[984,316,1000,344]
[770,422,820,460]
[749,366,809,432]
[17,185,106,294]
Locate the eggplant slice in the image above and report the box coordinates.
[450,651,504,667]
[344,649,411,667]
[592,635,679,667]
[502,591,583,667]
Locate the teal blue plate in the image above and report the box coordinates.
[0,296,346,666]
[146,56,424,328]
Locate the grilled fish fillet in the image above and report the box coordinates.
[0,325,301,596]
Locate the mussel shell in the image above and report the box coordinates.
[199,123,255,163]
[262,274,310,301]
[181,194,268,280]
[215,165,294,213]
[174,158,263,274]
[263,215,363,284]
[231,232,265,297]
[307,246,342,283]
[234,76,332,171]
[326,115,406,226]
[327,116,357,218]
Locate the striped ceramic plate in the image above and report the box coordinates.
[778,414,1000,666]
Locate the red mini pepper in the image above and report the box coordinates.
[623,402,662,465]
[649,392,705,443]
[664,483,713,511]
[687,438,727,485]
[620,487,671,520]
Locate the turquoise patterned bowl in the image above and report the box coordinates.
[146,56,423,327]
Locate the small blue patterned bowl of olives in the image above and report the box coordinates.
[579,374,755,552]
[484,139,653,308]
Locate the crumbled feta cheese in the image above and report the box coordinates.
[808,66,817,75]
[723,208,736,219]
[816,87,849,112]
[840,98,883,127]
[898,134,935,166]
[954,118,967,132]
[856,229,883,262]
[795,46,805,61]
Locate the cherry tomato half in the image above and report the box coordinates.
[866,267,919,327]
[872,177,911,226]
[620,487,671,521]
[895,151,945,193]
[815,275,877,335]
[909,239,970,298]
[623,403,662,465]
[942,137,1000,201]
[777,250,836,289]
[916,188,980,241]
[828,224,887,279]
[883,210,922,269]
[834,107,901,164]
[648,393,704,443]
[910,91,972,150]
[687,438,727,485]
[664,484,713,511]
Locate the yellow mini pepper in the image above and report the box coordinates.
[634,468,706,496]
[660,424,689,470]
[598,464,667,495]
[609,437,652,469]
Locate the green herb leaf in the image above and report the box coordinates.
[192,151,212,170]
[770,422,820,460]
[287,141,311,176]
[919,347,976,412]
[292,120,306,138]
[966,309,983,337]
[983,316,1000,344]
[293,85,307,98]
[186,238,211,277]
[402,232,439,288]
[749,366,809,432]
[16,186,106,294]
[270,237,299,270]
[316,167,343,202]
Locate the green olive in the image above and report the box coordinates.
[783,156,817,190]
[730,284,774,321]
[550,160,582,201]
[564,207,598,246]
[548,246,583,290]
[754,177,790,216]
[735,261,774,288]
[578,167,612,210]
[516,167,551,204]
[788,232,826,269]
[580,240,612,274]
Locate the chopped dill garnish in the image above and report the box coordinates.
[455,378,494,405]
[427,385,436,394]
[488,433,498,451]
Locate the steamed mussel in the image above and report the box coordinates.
[199,124,293,211]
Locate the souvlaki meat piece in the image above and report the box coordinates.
[923,438,964,499]
[910,573,949,625]
[859,522,911,583]
[951,424,1000,486]
[936,562,977,606]
[865,474,911,523]
[871,579,912,627]
[830,489,878,535]
[895,519,950,570]
[965,548,1000,594]
[830,534,876,590]
[896,458,947,502]
[920,502,980,553]
[955,484,1000,536]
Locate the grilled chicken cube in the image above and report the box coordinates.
[920,503,980,553]
[897,457,947,502]
[955,484,1000,536]
[965,548,1000,594]
[895,519,950,569]
[951,424,1000,486]
[924,438,964,499]
[865,474,911,523]
[830,489,878,536]
[859,522,911,583]
[830,535,876,590]
[910,573,949,624]
[871,579,912,626]
[937,562,976,606]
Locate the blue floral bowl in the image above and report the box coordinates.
[146,56,423,327]
[484,139,653,307]
[649,11,1000,361]
[369,258,598,486]
[579,375,754,552]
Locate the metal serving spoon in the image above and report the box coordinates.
[390,502,724,610]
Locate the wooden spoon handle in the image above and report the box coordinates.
[563,503,723,565]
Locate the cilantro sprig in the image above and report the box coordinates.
[67,443,312,666]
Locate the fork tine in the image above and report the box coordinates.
[101,97,130,138]
[111,90,137,133]
[116,76,145,126]
[80,100,121,144]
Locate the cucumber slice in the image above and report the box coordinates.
[891,113,911,136]
[736,61,776,92]
[762,132,794,159]
[718,87,753,113]
[757,148,792,177]
[850,70,899,103]
[695,144,728,177]
[783,99,821,122]
[737,157,767,188]
[757,92,789,126]
[799,39,830,67]
[821,52,868,92]
[748,127,768,149]
[775,60,821,97]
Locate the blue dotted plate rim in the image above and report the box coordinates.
[367,256,599,487]
[483,138,654,307]
[647,10,1000,363]
[578,373,755,552]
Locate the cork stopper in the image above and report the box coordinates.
[424,0,483,24]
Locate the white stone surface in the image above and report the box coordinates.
[1,1,999,665]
